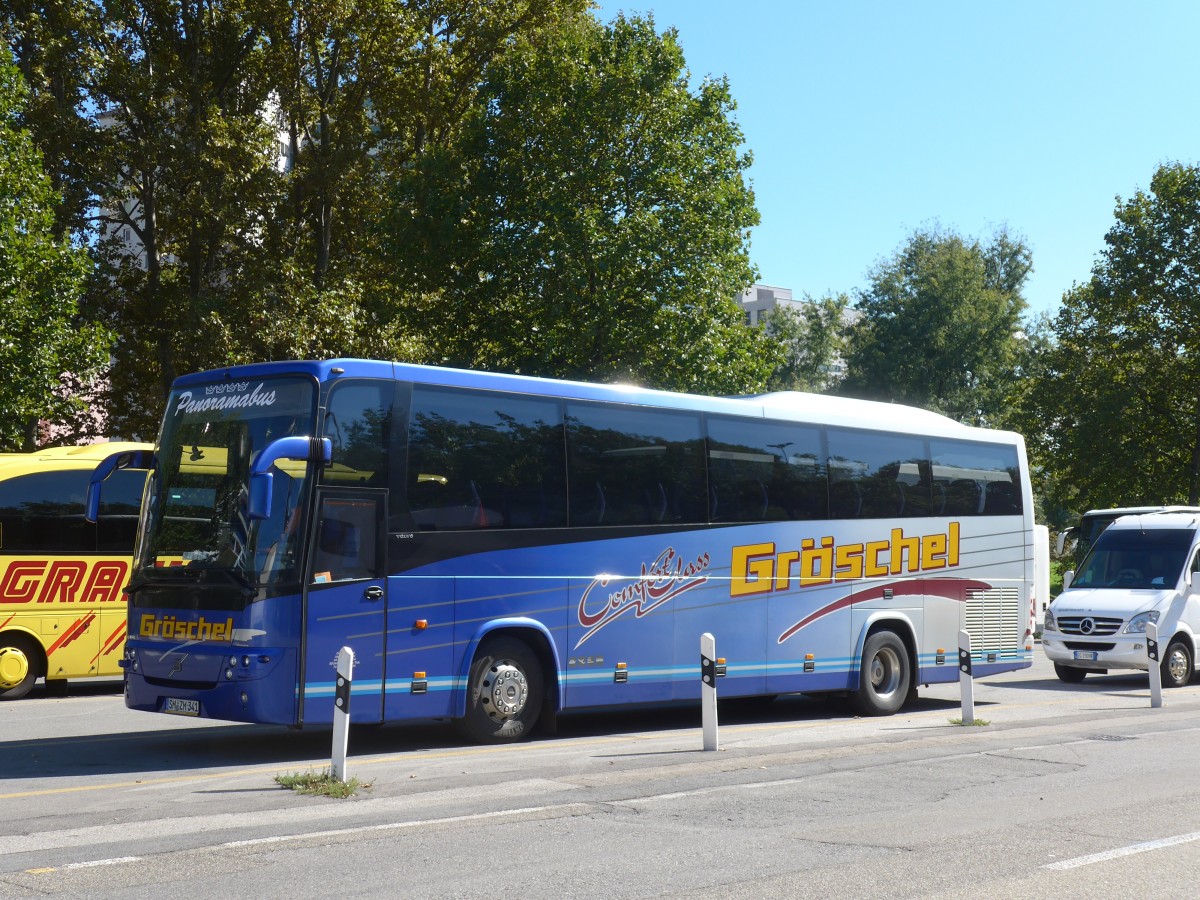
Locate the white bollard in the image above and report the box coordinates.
[1147,622,1163,709]
[331,646,355,781]
[701,632,718,751]
[958,629,975,724]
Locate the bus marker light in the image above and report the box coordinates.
[936,648,946,665]
[614,662,628,684]
[803,653,815,673]
[715,657,727,677]
[411,672,427,694]
[414,619,428,631]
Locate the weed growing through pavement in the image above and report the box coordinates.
[274,769,370,799]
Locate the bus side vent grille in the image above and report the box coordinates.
[965,587,1020,654]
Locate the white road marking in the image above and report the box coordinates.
[1043,830,1200,870]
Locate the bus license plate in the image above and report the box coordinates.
[1073,651,1099,662]
[164,697,200,716]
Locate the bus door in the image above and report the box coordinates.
[301,486,388,725]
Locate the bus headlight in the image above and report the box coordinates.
[1043,609,1057,632]
[1125,610,1161,634]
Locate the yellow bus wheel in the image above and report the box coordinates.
[0,637,39,700]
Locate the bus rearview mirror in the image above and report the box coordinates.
[85,449,157,523]
[247,437,332,520]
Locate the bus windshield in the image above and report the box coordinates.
[1071,527,1193,590]
[134,376,318,608]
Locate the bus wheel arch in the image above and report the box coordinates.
[0,632,44,701]
[851,622,914,716]
[455,629,555,744]
[1161,633,1194,688]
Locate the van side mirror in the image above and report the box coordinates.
[1055,533,1066,556]
[247,437,332,520]
[1062,570,1074,590]
[85,449,157,523]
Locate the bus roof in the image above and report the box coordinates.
[173,359,1014,444]
[1083,505,1200,518]
[1105,511,1200,530]
[0,442,153,477]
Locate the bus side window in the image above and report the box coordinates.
[930,439,1024,517]
[321,381,393,487]
[0,470,97,552]
[706,416,826,523]
[826,430,927,520]
[566,402,705,527]
[311,496,380,582]
[406,386,567,531]
[96,468,148,552]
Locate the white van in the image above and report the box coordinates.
[1042,510,1200,686]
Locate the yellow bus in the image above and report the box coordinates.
[0,442,150,699]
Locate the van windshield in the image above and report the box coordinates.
[1072,527,1193,590]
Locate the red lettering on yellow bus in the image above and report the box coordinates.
[35,560,87,604]
[0,561,46,603]
[80,560,128,603]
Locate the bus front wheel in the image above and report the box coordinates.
[851,630,911,716]
[455,637,543,744]
[0,635,40,701]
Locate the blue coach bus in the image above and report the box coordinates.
[88,360,1034,743]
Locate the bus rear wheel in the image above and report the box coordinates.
[455,637,543,744]
[0,635,40,701]
[851,630,910,716]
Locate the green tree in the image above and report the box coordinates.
[1027,163,1200,508]
[762,293,849,392]
[0,52,111,450]
[386,12,774,394]
[841,226,1032,425]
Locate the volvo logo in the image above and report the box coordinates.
[1079,617,1096,635]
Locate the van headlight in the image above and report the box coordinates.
[1124,610,1161,634]
[1043,609,1057,632]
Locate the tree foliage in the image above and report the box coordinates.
[1026,163,1200,509]
[0,51,110,450]
[840,226,1032,426]
[9,2,770,437]
[384,12,773,394]
[762,293,848,393]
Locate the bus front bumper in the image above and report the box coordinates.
[123,641,298,725]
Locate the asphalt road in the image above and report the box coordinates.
[3,654,1200,898]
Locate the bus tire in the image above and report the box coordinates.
[1161,639,1193,688]
[1053,663,1088,683]
[851,630,910,716]
[0,635,41,701]
[455,636,543,744]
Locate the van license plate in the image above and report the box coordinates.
[1073,651,1099,662]
[164,697,200,716]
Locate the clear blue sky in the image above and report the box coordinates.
[593,1,1200,317]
